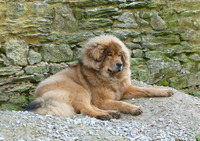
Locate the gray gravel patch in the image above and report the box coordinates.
[0,80,200,141]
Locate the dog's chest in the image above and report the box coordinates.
[103,79,126,100]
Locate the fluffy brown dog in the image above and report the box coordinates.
[25,35,173,120]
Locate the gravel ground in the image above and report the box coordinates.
[0,80,200,141]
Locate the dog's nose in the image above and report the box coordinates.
[116,62,123,67]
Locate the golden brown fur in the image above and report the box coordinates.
[25,35,173,120]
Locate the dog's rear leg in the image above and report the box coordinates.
[72,92,113,120]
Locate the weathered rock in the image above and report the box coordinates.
[139,11,152,19]
[81,18,113,29]
[173,53,189,63]
[170,72,200,89]
[58,32,95,44]
[130,58,150,82]
[131,49,144,58]
[32,3,53,17]
[180,29,197,41]
[147,58,182,83]
[144,51,164,59]
[69,0,114,8]
[119,2,147,9]
[0,95,9,102]
[5,84,35,95]
[24,64,49,75]
[53,5,78,32]
[135,12,149,25]
[72,8,84,20]
[125,43,142,49]
[0,66,22,76]
[8,74,46,83]
[85,7,120,18]
[27,50,42,65]
[150,12,167,31]
[49,63,68,74]
[189,53,200,61]
[137,35,181,49]
[112,30,140,40]
[0,103,22,111]
[3,39,29,66]
[6,3,25,19]
[118,11,136,23]
[112,23,138,29]
[9,95,27,106]
[40,44,73,63]
[170,74,189,89]
[73,48,82,60]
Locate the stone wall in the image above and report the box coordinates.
[0,0,200,110]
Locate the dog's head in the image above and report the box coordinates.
[82,35,130,76]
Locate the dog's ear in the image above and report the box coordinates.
[86,43,107,62]
[82,43,106,70]
[121,50,130,68]
[121,51,126,66]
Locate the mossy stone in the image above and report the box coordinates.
[85,7,120,18]
[0,66,22,76]
[25,65,49,75]
[119,2,147,9]
[27,50,42,65]
[9,95,28,106]
[3,39,29,66]
[0,103,22,111]
[81,19,113,29]
[40,44,73,63]
[5,84,35,95]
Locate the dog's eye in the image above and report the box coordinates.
[108,53,112,56]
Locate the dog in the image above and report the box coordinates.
[25,35,173,120]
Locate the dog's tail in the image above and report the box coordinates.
[25,97,76,117]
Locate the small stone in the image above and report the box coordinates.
[112,23,138,29]
[0,66,22,76]
[125,43,142,49]
[49,63,68,74]
[118,12,135,23]
[40,44,73,63]
[32,3,53,17]
[150,12,167,31]
[132,49,144,58]
[53,5,78,32]
[81,18,113,29]
[158,118,165,122]
[24,64,49,75]
[85,7,120,18]
[3,39,29,66]
[189,53,200,61]
[119,2,147,9]
[27,50,42,65]
[6,3,25,19]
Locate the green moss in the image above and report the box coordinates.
[9,95,28,106]
[72,8,84,20]
[0,103,22,111]
[157,80,169,86]
[196,135,200,141]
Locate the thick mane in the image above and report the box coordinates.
[82,35,130,70]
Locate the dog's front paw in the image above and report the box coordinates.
[131,107,143,116]
[109,111,121,119]
[162,89,174,97]
[96,114,112,120]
